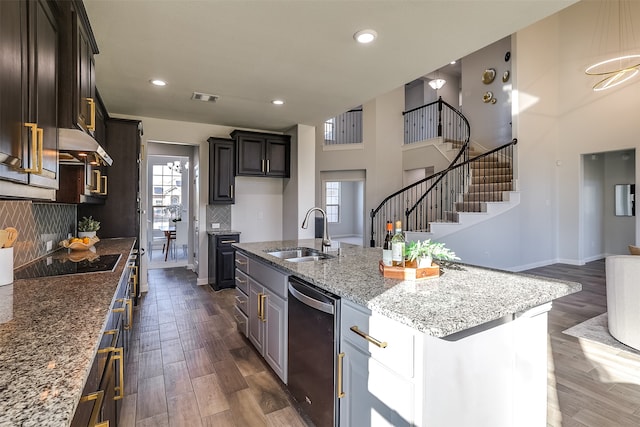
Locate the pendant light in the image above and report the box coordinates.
[585,0,640,91]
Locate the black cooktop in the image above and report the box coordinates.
[15,253,122,280]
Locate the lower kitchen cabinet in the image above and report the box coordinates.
[248,277,287,382]
[71,247,135,427]
[339,299,420,427]
[208,233,239,290]
[236,250,288,383]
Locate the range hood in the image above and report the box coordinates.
[58,128,113,166]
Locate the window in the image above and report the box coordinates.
[151,163,183,231]
[325,181,340,223]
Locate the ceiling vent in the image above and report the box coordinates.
[191,92,219,102]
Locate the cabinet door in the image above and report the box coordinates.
[216,246,237,289]
[76,16,96,134]
[264,290,287,382]
[339,340,415,427]
[0,0,28,184]
[265,136,290,177]
[27,0,59,189]
[247,279,264,353]
[208,138,235,203]
[236,134,265,176]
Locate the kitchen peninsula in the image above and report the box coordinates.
[234,238,581,427]
[0,238,136,426]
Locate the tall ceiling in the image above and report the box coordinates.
[84,0,578,132]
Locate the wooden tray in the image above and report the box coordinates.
[378,260,440,280]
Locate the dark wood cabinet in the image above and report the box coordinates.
[231,130,290,178]
[0,0,58,192]
[79,118,141,238]
[208,137,235,204]
[57,0,98,136]
[209,233,239,290]
[0,0,29,185]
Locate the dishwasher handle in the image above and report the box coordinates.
[288,281,335,315]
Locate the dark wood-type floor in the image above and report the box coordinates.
[120,260,640,426]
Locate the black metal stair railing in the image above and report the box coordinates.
[403,96,469,145]
[370,138,518,248]
[369,98,470,247]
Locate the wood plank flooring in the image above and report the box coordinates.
[525,259,640,427]
[121,260,640,427]
[119,267,308,427]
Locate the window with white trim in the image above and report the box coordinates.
[325,181,340,223]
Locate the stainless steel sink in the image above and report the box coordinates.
[266,247,335,262]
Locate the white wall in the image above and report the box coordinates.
[461,37,512,148]
[283,124,316,241]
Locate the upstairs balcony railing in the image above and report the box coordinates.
[324,108,363,145]
[403,97,469,145]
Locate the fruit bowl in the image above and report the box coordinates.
[59,236,100,251]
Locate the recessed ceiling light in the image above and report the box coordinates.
[353,29,377,44]
[150,79,167,86]
[450,61,457,65]
[271,99,285,105]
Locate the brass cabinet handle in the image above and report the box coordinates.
[256,292,262,319]
[260,294,267,322]
[128,265,138,298]
[235,259,247,266]
[337,352,345,398]
[235,277,246,284]
[91,170,101,193]
[266,159,270,173]
[261,159,265,173]
[350,326,388,348]
[79,390,105,427]
[230,184,234,198]
[20,123,43,174]
[86,97,96,131]
[113,347,124,400]
[221,240,237,244]
[124,298,133,330]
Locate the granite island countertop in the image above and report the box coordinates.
[0,238,136,427]
[234,239,582,337]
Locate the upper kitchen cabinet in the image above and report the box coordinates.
[231,130,290,178]
[79,118,142,239]
[208,137,235,204]
[0,0,59,196]
[57,0,98,136]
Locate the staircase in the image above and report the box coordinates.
[370,139,519,247]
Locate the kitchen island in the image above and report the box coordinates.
[0,238,136,427]
[234,239,581,337]
[234,238,582,427]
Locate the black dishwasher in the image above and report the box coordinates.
[288,276,340,427]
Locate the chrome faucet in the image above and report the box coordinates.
[301,207,332,252]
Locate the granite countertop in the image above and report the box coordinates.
[234,239,582,337]
[207,230,241,235]
[0,238,136,427]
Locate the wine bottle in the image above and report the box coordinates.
[382,221,393,266]
[391,220,405,267]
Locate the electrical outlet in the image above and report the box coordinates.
[211,223,220,229]
[46,240,53,251]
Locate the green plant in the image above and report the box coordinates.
[78,216,101,232]
[405,239,459,262]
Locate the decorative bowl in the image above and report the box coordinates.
[59,236,100,251]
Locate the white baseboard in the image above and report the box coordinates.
[197,277,209,286]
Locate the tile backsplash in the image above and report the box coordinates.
[0,201,76,269]
[206,204,231,230]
